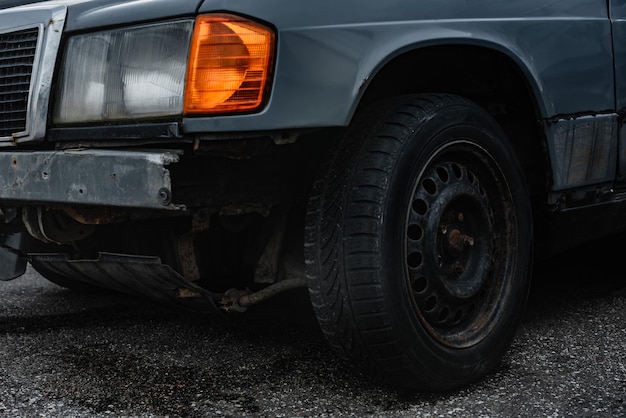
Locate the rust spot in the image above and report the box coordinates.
[176,288,202,299]
[448,229,463,248]
[448,229,474,249]
[62,206,126,225]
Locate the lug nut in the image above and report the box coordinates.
[464,236,475,247]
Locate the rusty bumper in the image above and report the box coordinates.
[0,149,183,210]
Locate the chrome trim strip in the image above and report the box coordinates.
[0,5,66,146]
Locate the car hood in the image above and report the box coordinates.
[0,0,205,31]
[0,0,51,9]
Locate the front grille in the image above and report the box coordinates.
[0,27,38,138]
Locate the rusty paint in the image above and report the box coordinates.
[448,228,474,249]
[219,277,307,312]
[176,214,211,281]
[448,229,462,248]
[219,288,251,312]
[62,206,126,225]
[177,232,201,281]
[176,288,202,299]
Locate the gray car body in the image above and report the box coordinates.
[60,0,625,194]
[0,0,617,118]
[0,0,620,388]
[61,0,614,118]
[0,0,621,231]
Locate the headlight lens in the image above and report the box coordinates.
[54,21,193,124]
[54,14,275,125]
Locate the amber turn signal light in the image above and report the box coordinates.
[184,14,275,115]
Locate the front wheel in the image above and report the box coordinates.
[305,94,532,390]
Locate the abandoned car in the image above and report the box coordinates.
[0,0,622,390]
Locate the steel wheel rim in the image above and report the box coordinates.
[404,140,516,348]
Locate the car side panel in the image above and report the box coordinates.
[180,0,613,133]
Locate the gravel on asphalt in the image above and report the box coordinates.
[0,235,625,417]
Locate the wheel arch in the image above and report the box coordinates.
[356,41,545,112]
[354,42,551,241]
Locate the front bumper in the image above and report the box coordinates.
[0,149,182,210]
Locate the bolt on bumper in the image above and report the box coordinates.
[0,149,183,210]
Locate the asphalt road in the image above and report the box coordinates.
[0,236,625,417]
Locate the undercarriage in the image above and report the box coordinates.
[0,136,320,313]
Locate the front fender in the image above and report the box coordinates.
[181,0,612,134]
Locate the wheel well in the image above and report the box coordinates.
[359,44,550,236]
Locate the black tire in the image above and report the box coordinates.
[305,94,532,390]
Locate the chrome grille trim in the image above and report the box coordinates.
[0,26,39,138]
[0,5,66,146]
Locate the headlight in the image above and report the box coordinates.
[54,21,193,124]
[54,14,275,124]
